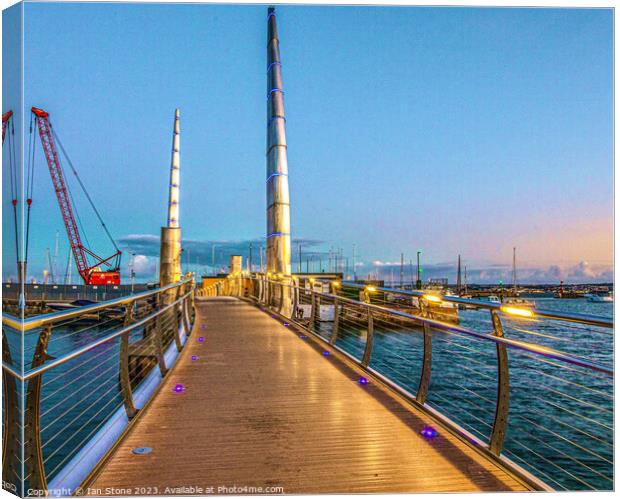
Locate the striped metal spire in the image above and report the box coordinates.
[266,7,292,275]
[167,108,181,228]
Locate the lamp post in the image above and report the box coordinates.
[416,250,422,290]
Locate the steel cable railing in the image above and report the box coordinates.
[214,274,613,492]
[2,278,195,496]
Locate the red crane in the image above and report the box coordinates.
[2,110,12,144]
[31,107,121,285]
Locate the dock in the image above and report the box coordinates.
[84,297,527,494]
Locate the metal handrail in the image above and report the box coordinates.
[274,278,613,374]
[170,275,615,491]
[2,277,193,332]
[2,289,193,381]
[338,281,613,328]
[1,277,196,494]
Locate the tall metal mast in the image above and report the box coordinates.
[266,6,292,277]
[456,254,462,295]
[167,108,181,228]
[160,109,183,286]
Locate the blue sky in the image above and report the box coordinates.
[2,2,613,284]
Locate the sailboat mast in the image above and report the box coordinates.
[512,247,517,293]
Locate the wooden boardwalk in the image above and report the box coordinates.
[86,297,528,494]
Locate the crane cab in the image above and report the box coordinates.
[88,271,121,285]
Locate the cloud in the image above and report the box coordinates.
[117,234,326,270]
[354,260,613,285]
[114,234,613,285]
[129,254,158,278]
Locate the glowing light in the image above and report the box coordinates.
[266,61,281,72]
[358,377,369,385]
[299,335,307,339]
[132,447,152,455]
[284,322,289,327]
[191,355,198,361]
[420,426,438,439]
[267,232,290,239]
[198,336,204,343]
[500,306,534,318]
[365,286,377,293]
[423,294,442,303]
[266,172,287,182]
[173,384,185,393]
[322,350,331,356]
[332,280,341,287]
[309,278,316,284]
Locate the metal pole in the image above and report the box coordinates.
[416,250,422,290]
[160,109,182,286]
[266,6,292,277]
[249,243,253,273]
[352,244,357,281]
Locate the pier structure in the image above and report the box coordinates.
[266,7,293,315]
[159,109,182,287]
[0,7,614,497]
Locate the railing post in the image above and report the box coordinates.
[24,326,52,494]
[2,332,21,494]
[489,309,510,455]
[182,292,192,337]
[310,290,318,330]
[119,303,138,418]
[292,278,299,318]
[416,321,433,404]
[278,282,285,314]
[361,307,374,367]
[329,298,340,345]
[153,299,168,376]
[172,285,183,351]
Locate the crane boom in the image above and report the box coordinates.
[31,107,121,285]
[2,110,12,144]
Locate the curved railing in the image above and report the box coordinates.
[2,278,196,497]
[210,274,613,492]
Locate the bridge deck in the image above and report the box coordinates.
[86,297,528,494]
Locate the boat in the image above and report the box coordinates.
[477,295,501,305]
[585,293,613,303]
[502,296,536,308]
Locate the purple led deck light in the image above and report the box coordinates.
[283,322,289,327]
[322,351,331,356]
[132,447,152,455]
[191,355,198,361]
[173,384,185,393]
[420,426,438,439]
[358,377,369,385]
[200,323,206,329]
[198,336,204,342]
[299,335,307,339]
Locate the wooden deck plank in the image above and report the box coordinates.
[86,297,528,494]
